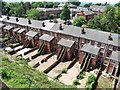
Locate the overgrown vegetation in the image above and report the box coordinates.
[1,55,76,88]
[85,75,96,90]
[77,70,85,80]
[73,79,80,85]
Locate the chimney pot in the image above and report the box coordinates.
[7,16,9,20]
[28,19,31,24]
[42,22,45,27]
[59,24,63,30]
[16,18,19,22]
[81,28,85,34]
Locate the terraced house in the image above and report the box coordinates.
[0,15,120,89]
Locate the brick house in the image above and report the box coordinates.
[25,31,39,48]
[1,16,119,85]
[39,34,56,54]
[57,38,76,61]
[0,23,5,38]
[75,10,95,20]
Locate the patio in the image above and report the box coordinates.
[59,62,80,85]
[23,49,39,60]
[28,54,50,67]
[36,55,57,72]
[47,60,72,78]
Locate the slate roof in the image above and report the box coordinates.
[3,25,14,31]
[13,28,21,32]
[110,51,120,62]
[83,10,95,15]
[39,34,54,42]
[58,38,75,48]
[0,15,7,22]
[89,5,106,12]
[80,44,100,55]
[41,22,55,31]
[1,15,120,47]
[26,31,38,37]
[0,23,5,28]
[17,28,26,34]
[28,20,42,29]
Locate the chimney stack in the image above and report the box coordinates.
[42,22,45,27]
[16,18,19,22]
[108,34,113,40]
[28,19,31,24]
[81,28,85,34]
[7,16,9,20]
[59,24,63,30]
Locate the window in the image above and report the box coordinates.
[75,43,78,49]
[109,45,113,50]
[101,43,105,48]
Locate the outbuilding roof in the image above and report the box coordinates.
[80,44,100,55]
[109,51,120,62]
[39,34,54,42]
[13,28,21,32]
[26,31,38,37]
[58,38,75,48]
[3,25,14,31]
[17,28,26,34]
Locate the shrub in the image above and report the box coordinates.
[0,68,16,80]
[61,68,67,73]
[73,79,80,85]
[77,71,85,80]
[85,75,96,90]
[9,44,14,48]
[2,56,9,61]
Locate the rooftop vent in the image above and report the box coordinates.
[16,18,19,22]
[42,22,45,27]
[81,28,86,34]
[28,19,31,24]
[59,24,63,30]
[108,34,113,41]
[7,16,9,20]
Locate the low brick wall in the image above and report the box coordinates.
[44,60,61,74]
[24,47,38,55]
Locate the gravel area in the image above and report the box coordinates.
[36,55,57,72]
[47,61,72,78]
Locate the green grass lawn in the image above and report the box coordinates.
[0,49,77,89]
[97,76,113,89]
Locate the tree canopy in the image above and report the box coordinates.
[73,16,86,27]
[88,4,120,34]
[26,9,40,20]
[60,4,70,21]
[67,0,81,6]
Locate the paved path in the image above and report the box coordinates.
[59,62,80,85]
[36,55,57,72]
[47,61,72,78]
[28,54,50,67]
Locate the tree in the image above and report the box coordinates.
[32,2,44,8]
[26,9,40,20]
[67,0,81,6]
[84,3,92,8]
[49,14,55,21]
[73,16,86,27]
[60,4,70,21]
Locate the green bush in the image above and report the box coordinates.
[85,75,96,90]
[2,56,9,61]
[73,79,80,85]
[0,68,16,80]
[77,71,85,80]
[61,68,67,73]
[9,44,14,48]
